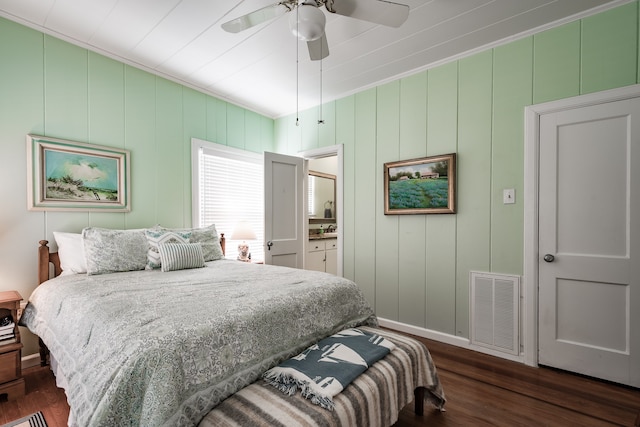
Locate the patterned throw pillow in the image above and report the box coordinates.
[158,242,205,272]
[145,229,192,269]
[158,224,224,261]
[83,228,148,275]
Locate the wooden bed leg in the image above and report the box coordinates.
[414,387,425,416]
[39,337,49,367]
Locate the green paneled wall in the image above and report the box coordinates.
[398,72,427,328]
[0,1,638,359]
[455,51,493,336]
[276,1,640,338]
[581,2,638,94]
[375,81,400,321]
[0,17,274,355]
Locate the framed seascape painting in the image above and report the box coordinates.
[384,153,456,215]
[26,134,131,212]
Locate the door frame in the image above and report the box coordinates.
[299,144,344,277]
[523,84,640,367]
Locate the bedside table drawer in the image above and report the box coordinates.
[0,349,21,383]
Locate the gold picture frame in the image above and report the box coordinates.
[384,153,456,215]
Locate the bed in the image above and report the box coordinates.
[20,225,445,427]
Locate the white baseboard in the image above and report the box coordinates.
[21,353,41,370]
[377,317,525,364]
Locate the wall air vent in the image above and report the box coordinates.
[470,271,520,355]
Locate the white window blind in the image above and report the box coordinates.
[307,174,315,217]
[195,141,264,263]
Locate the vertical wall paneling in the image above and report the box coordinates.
[88,52,127,230]
[227,103,246,150]
[425,63,458,334]
[375,81,400,320]
[155,79,184,227]
[44,36,91,236]
[581,2,638,95]
[44,36,88,141]
[183,88,207,143]
[287,114,303,154]
[260,116,275,154]
[336,96,356,281]
[205,97,226,145]
[0,19,45,326]
[318,101,336,148]
[88,53,125,146]
[244,110,263,154]
[299,107,318,151]
[273,115,290,153]
[398,72,428,327]
[533,22,581,104]
[456,51,494,337]
[353,89,377,306]
[491,38,532,275]
[124,66,157,228]
[182,88,208,226]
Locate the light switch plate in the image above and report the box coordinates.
[503,188,515,204]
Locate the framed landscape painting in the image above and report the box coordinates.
[384,153,456,215]
[26,134,131,212]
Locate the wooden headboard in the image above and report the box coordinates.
[37,233,226,284]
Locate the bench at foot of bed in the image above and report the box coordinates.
[199,327,445,427]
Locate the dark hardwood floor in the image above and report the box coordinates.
[1,333,638,426]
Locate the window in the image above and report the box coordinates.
[192,138,264,263]
[307,174,315,217]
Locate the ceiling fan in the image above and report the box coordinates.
[221,0,410,60]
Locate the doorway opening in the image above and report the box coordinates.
[300,145,344,277]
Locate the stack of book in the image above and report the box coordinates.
[0,315,16,346]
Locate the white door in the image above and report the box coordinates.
[264,151,306,268]
[538,97,640,387]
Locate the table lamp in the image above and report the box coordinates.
[231,220,257,262]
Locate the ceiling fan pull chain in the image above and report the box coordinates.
[295,4,300,127]
[318,54,324,125]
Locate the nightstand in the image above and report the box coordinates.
[0,290,25,400]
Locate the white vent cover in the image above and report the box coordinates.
[470,271,520,355]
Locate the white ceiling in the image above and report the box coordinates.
[0,0,626,119]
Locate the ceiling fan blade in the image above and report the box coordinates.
[329,0,409,28]
[222,3,290,33]
[307,34,329,60]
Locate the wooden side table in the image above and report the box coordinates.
[0,290,25,400]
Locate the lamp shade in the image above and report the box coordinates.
[289,4,326,42]
[231,220,257,241]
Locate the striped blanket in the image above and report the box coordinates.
[199,327,445,427]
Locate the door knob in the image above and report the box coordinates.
[543,254,555,262]
[267,241,273,251]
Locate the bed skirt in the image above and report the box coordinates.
[199,327,445,427]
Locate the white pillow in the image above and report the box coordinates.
[53,232,87,276]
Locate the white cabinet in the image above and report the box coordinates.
[325,240,337,275]
[306,239,337,275]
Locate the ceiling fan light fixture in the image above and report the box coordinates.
[289,4,326,41]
